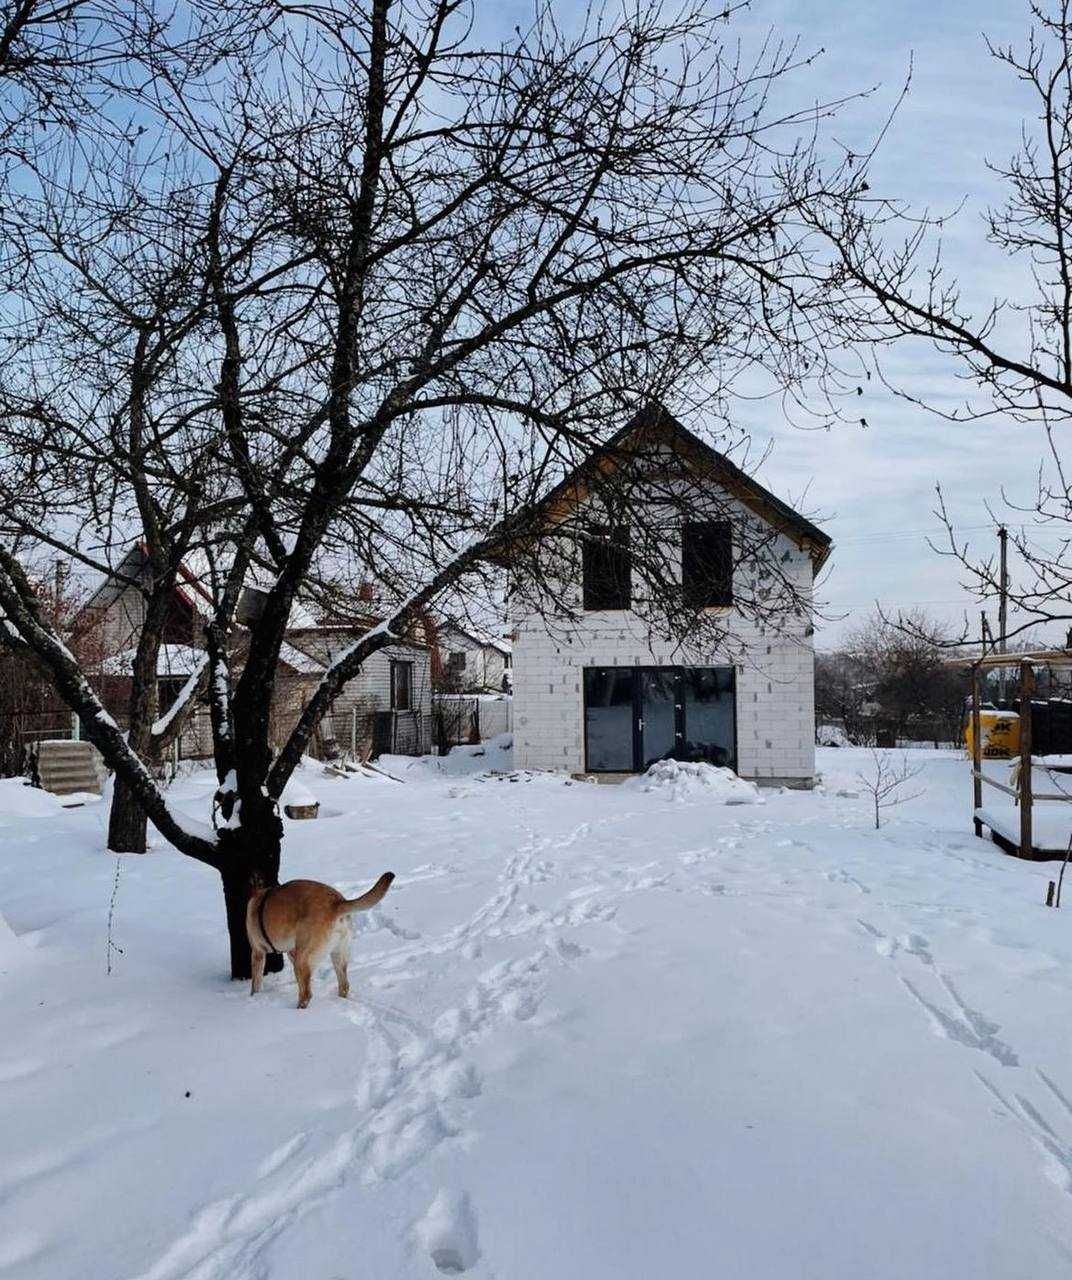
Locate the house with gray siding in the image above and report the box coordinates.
[72,549,432,759]
[509,408,831,787]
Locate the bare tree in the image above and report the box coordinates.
[842,610,970,745]
[0,0,276,852]
[818,1,1072,642]
[855,749,925,829]
[0,0,870,977]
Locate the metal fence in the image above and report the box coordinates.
[431,695,512,751]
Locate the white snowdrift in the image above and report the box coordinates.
[280,776,318,809]
[380,733,516,781]
[0,778,63,820]
[623,758,764,804]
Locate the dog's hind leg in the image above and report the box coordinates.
[293,953,314,1009]
[250,947,266,996]
[331,936,350,999]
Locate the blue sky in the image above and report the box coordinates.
[65,1,1051,648]
[726,0,1054,646]
[489,0,1051,647]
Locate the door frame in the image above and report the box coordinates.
[582,665,737,773]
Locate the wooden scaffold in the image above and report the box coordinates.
[961,650,1072,861]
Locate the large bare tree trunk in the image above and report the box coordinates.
[217,787,286,979]
[108,772,150,853]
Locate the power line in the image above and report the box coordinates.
[830,522,1003,545]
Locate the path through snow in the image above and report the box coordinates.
[1,749,1071,1277]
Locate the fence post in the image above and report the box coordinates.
[1019,661,1034,859]
[971,667,982,836]
[351,706,357,759]
[71,712,80,742]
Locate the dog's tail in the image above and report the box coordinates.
[338,872,395,914]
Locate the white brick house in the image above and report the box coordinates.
[509,408,831,787]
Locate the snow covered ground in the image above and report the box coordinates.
[2,747,1072,1279]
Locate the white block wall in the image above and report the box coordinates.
[510,492,818,784]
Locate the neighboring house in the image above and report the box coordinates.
[507,406,832,787]
[71,548,432,759]
[75,544,215,658]
[285,625,432,757]
[435,623,512,693]
[96,639,327,761]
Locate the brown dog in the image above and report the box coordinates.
[246,873,394,1008]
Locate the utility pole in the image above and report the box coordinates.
[998,526,1009,705]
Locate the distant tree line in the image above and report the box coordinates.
[815,610,971,748]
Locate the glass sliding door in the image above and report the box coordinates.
[680,667,735,768]
[583,667,635,771]
[583,665,736,773]
[639,669,679,770]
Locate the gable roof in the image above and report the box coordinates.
[521,403,832,571]
[438,622,512,656]
[80,543,217,619]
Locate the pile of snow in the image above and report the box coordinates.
[280,775,318,810]
[0,778,63,820]
[443,733,514,775]
[623,759,764,804]
[817,723,851,748]
[380,733,516,781]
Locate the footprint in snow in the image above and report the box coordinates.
[256,1133,308,1179]
[416,1189,480,1274]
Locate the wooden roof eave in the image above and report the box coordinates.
[948,649,1072,671]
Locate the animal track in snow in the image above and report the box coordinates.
[900,977,1019,1066]
[133,821,615,1279]
[973,1070,1072,1195]
[415,1189,480,1274]
[255,1133,308,1179]
[826,868,870,894]
[858,919,1018,1067]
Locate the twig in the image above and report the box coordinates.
[106,855,125,974]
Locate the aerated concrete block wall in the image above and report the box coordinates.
[510,484,817,784]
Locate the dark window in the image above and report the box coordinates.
[447,650,466,674]
[682,521,732,609]
[582,527,632,611]
[157,677,186,716]
[390,660,413,710]
[503,652,512,669]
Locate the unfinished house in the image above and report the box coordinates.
[508,407,832,786]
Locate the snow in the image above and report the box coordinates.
[816,722,852,748]
[379,733,516,780]
[622,757,764,804]
[152,654,210,737]
[976,803,1072,854]
[0,776,65,819]
[100,644,207,677]
[280,776,317,809]
[2,747,1072,1278]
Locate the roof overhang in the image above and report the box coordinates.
[486,403,832,572]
